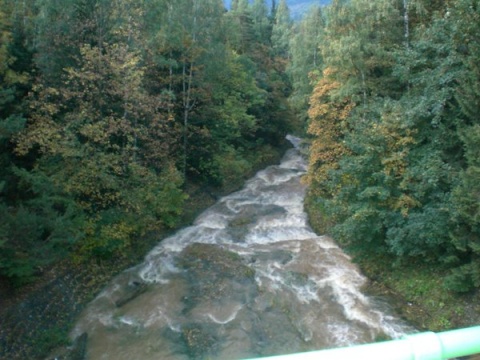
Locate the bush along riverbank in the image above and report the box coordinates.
[305,192,480,334]
[0,143,288,360]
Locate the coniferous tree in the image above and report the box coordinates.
[0,0,295,286]
[288,5,324,123]
[447,0,480,291]
[0,0,40,283]
[251,0,271,45]
[303,0,480,292]
[271,0,292,58]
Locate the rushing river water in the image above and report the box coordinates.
[71,136,412,359]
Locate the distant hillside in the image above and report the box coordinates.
[223,0,329,18]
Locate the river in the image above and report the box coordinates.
[70,135,412,359]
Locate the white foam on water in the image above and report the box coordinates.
[308,262,394,334]
[327,322,361,346]
[254,262,285,290]
[139,252,185,284]
[286,134,303,148]
[244,175,270,191]
[245,226,315,244]
[70,136,414,360]
[146,227,198,257]
[279,149,308,171]
[144,308,181,332]
[253,261,319,304]
[146,226,233,261]
[290,283,320,304]
[223,198,259,213]
[118,316,140,327]
[194,211,230,229]
[206,304,243,325]
[255,189,305,207]
[252,213,310,230]
[257,169,301,186]
[312,236,341,250]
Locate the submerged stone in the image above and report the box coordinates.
[177,243,255,282]
[114,281,148,308]
[181,322,218,359]
[176,243,257,312]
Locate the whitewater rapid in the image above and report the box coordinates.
[70,135,412,359]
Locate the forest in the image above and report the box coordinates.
[289,0,480,295]
[1,0,480,356]
[0,0,296,286]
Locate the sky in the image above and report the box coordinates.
[223,0,329,18]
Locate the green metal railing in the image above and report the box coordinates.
[244,326,480,360]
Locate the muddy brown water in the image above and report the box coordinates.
[70,136,413,360]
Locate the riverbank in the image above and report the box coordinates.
[305,193,480,335]
[0,143,288,360]
[359,254,480,332]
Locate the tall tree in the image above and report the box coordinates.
[447,0,480,291]
[251,0,271,45]
[271,0,292,58]
[303,0,480,293]
[0,0,296,285]
[16,40,185,258]
[0,0,38,283]
[288,5,324,123]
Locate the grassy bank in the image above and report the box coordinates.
[0,142,288,360]
[357,254,480,332]
[305,191,480,334]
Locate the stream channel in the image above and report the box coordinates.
[70,136,413,359]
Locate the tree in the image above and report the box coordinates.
[226,0,256,54]
[306,68,353,195]
[251,0,271,45]
[288,5,324,123]
[302,0,480,294]
[16,32,185,259]
[1,0,295,284]
[143,0,226,178]
[446,0,480,291]
[271,0,292,58]
[0,0,29,112]
[0,0,38,284]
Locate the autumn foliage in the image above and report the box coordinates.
[295,0,480,291]
[306,67,353,196]
[0,0,293,284]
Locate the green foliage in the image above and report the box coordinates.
[16,35,187,263]
[356,252,478,331]
[287,6,324,123]
[0,170,84,284]
[448,125,480,291]
[271,0,292,57]
[0,0,293,284]
[201,146,253,187]
[444,264,476,293]
[0,0,40,285]
[304,0,480,292]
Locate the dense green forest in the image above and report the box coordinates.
[0,0,296,286]
[3,0,480,358]
[1,0,480,336]
[288,0,480,294]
